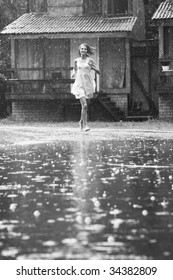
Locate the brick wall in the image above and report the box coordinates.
[12,100,65,122]
[159,93,173,120]
[11,94,128,122]
[110,93,128,116]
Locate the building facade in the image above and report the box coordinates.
[1,0,157,121]
[152,0,173,120]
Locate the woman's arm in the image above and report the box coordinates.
[89,59,100,75]
[71,59,77,78]
[92,64,100,75]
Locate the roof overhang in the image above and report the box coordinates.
[152,1,173,21]
[1,12,137,38]
[8,32,131,40]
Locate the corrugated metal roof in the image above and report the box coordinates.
[1,13,137,35]
[152,1,173,20]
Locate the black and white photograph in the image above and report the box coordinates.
[0,0,173,272]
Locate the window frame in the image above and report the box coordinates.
[107,0,130,17]
[83,0,102,15]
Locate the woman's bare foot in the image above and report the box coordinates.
[79,120,83,131]
[84,126,90,132]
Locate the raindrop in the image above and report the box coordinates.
[149,239,157,244]
[160,198,168,208]
[94,200,100,208]
[103,191,107,198]
[61,238,77,245]
[1,247,19,257]
[142,210,148,216]
[84,217,92,225]
[7,194,18,198]
[33,210,41,218]
[21,190,28,196]
[110,218,123,229]
[76,215,83,224]
[109,209,122,215]
[107,236,115,243]
[150,196,156,201]
[47,219,55,224]
[9,203,17,212]
[133,204,142,209]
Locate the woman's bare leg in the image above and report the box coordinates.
[80,97,88,129]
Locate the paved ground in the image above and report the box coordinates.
[1,118,173,146]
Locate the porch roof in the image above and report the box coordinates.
[152,1,173,20]
[1,12,137,35]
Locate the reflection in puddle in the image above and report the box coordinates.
[0,136,173,259]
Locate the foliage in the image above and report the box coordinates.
[0,0,27,70]
[0,72,7,91]
[0,73,7,80]
[0,0,27,28]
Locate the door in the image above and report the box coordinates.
[131,55,158,116]
[100,37,126,91]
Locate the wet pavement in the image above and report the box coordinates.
[0,134,173,259]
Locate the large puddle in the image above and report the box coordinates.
[0,135,173,259]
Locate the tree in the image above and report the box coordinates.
[0,0,27,70]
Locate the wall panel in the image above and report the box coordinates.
[100,38,126,90]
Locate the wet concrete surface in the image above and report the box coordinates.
[0,132,173,259]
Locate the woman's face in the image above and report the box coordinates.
[80,44,87,56]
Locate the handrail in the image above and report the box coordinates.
[5,68,99,95]
[5,67,73,72]
[8,78,75,83]
[160,70,173,76]
[4,67,74,81]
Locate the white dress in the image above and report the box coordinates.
[71,57,96,99]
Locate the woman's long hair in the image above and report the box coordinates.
[78,43,95,56]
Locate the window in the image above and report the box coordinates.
[164,27,173,59]
[107,0,128,16]
[83,0,102,15]
[29,0,47,12]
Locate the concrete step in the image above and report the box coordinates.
[126,115,153,121]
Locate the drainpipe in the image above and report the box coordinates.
[27,0,30,13]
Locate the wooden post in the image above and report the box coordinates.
[27,0,30,12]
[159,26,164,59]
[11,38,15,67]
[126,38,131,93]
[10,37,15,94]
[102,0,107,17]
[158,25,164,87]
